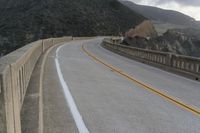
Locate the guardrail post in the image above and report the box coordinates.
[167,53,173,67]
[0,66,16,133]
[0,75,7,133]
[10,64,22,133]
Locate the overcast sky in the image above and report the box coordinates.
[127,0,200,20]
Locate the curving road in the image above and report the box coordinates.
[43,38,200,133]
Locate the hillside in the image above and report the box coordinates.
[125,20,157,38]
[124,27,200,57]
[0,0,145,56]
[119,0,196,26]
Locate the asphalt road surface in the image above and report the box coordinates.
[43,38,200,133]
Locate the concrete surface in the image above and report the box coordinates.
[42,46,78,133]
[44,38,200,133]
[89,39,200,109]
[102,39,200,81]
[0,36,72,133]
[21,53,42,133]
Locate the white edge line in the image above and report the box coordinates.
[55,44,90,133]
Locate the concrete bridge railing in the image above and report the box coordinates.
[102,38,200,81]
[0,36,72,133]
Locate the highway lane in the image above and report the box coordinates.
[86,38,200,109]
[44,38,200,133]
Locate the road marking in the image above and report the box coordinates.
[81,44,200,117]
[55,44,90,133]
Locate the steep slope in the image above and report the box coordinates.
[119,0,196,26]
[124,28,200,57]
[0,0,145,56]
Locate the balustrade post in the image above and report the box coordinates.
[167,53,173,67]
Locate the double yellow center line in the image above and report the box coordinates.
[81,44,200,117]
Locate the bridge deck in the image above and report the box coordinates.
[43,38,200,133]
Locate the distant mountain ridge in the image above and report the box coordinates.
[0,0,145,56]
[119,0,196,26]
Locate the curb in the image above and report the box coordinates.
[38,43,67,133]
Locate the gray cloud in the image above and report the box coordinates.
[128,0,200,20]
[156,0,200,7]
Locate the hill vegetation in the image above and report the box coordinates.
[0,0,145,56]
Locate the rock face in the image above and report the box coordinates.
[125,20,157,38]
[150,29,200,57]
[124,28,200,57]
[0,0,145,56]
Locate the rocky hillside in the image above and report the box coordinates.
[119,0,197,27]
[150,29,200,57]
[0,0,145,56]
[125,20,157,38]
[124,28,200,57]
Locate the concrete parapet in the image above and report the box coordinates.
[53,36,72,45]
[62,36,73,42]
[0,36,72,133]
[102,38,200,81]
[43,39,53,52]
[171,54,200,75]
[0,65,14,133]
[72,37,95,40]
